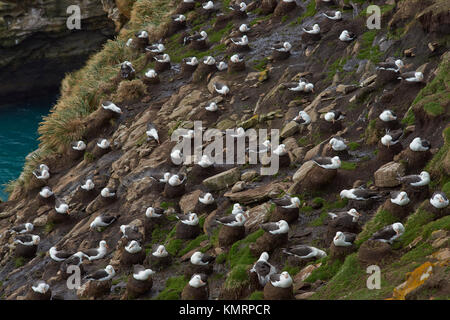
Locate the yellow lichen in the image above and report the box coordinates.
[388,261,434,300]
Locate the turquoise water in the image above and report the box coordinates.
[0,96,55,200]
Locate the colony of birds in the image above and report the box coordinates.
[0,0,448,300]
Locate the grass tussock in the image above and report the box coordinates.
[113,79,147,104]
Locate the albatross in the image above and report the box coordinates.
[176,212,199,225]
[261,220,289,235]
[339,30,355,42]
[272,42,292,52]
[333,231,356,247]
[282,245,327,259]
[340,188,382,200]
[409,137,430,152]
[33,164,50,180]
[379,110,397,122]
[303,24,320,34]
[398,71,424,82]
[381,129,403,147]
[390,191,410,206]
[190,251,215,265]
[370,222,404,244]
[14,234,40,246]
[82,240,108,261]
[313,156,341,169]
[213,82,230,95]
[329,137,347,151]
[49,246,74,262]
[323,10,342,20]
[71,140,86,151]
[199,193,215,205]
[250,252,277,286]
[10,223,34,234]
[270,271,293,288]
[133,265,155,281]
[293,111,311,125]
[430,192,449,209]
[324,110,345,123]
[146,123,160,144]
[86,265,115,281]
[397,171,430,187]
[102,101,122,114]
[90,213,120,229]
[216,212,246,227]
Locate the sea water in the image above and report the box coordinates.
[0,95,55,200]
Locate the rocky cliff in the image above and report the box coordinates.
[0,0,448,300]
[0,0,117,103]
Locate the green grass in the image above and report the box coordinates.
[282,262,300,277]
[223,229,264,290]
[425,126,450,191]
[252,57,269,71]
[340,161,357,170]
[166,238,183,256]
[423,101,445,116]
[14,257,26,268]
[225,264,250,289]
[356,30,383,63]
[348,142,361,151]
[83,152,95,163]
[309,212,329,227]
[326,57,348,81]
[248,291,264,300]
[154,275,188,300]
[295,0,317,25]
[305,257,342,283]
[227,229,264,268]
[412,58,449,107]
[178,234,208,257]
[44,222,55,235]
[401,108,416,126]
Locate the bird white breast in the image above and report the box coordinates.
[333,237,352,247]
[32,283,49,294]
[409,138,428,151]
[330,139,347,151]
[430,196,448,209]
[391,195,410,206]
[125,243,142,254]
[272,275,292,288]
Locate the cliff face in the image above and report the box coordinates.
[0,0,449,301]
[0,0,116,103]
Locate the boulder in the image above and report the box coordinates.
[280,121,299,138]
[179,190,203,214]
[224,182,284,205]
[203,167,241,191]
[374,161,406,187]
[289,161,337,193]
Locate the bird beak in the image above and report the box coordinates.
[67,210,71,215]
[106,244,109,249]
[440,198,444,203]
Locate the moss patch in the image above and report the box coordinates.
[154,275,188,300]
